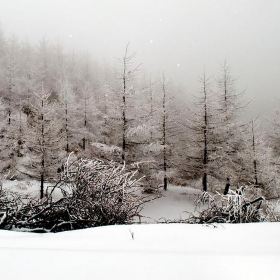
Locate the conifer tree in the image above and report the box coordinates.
[185,73,219,191]
[215,62,247,189]
[24,85,63,198]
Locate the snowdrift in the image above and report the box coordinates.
[0,223,280,280]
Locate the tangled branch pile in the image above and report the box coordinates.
[0,156,147,232]
[188,187,270,223]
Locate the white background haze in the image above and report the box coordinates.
[0,0,280,117]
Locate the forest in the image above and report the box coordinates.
[0,27,280,231]
[1,1,280,279]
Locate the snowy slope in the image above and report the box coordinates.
[140,185,201,222]
[0,223,280,280]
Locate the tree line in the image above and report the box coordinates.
[0,30,280,199]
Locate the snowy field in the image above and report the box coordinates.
[0,223,280,280]
[1,180,280,280]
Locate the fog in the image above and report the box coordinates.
[0,0,280,117]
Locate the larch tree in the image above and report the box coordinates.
[185,73,219,192]
[92,82,123,161]
[239,118,280,197]
[75,83,98,153]
[119,43,140,163]
[0,27,6,93]
[82,85,88,151]
[137,76,186,191]
[24,85,63,199]
[264,111,280,196]
[59,79,76,153]
[72,54,99,153]
[5,37,19,126]
[0,99,8,173]
[124,76,161,191]
[251,120,259,186]
[121,44,129,163]
[215,62,247,190]
[270,110,280,158]
[0,37,26,174]
[161,75,168,191]
[148,78,154,142]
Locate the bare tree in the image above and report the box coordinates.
[82,88,88,150]
[121,44,129,162]
[5,38,18,126]
[119,43,140,163]
[25,84,62,199]
[161,75,168,191]
[60,79,75,153]
[149,78,154,142]
[202,73,209,191]
[216,61,246,188]
[251,120,258,186]
[185,73,218,191]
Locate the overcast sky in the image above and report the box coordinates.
[0,0,280,117]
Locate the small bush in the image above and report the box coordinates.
[0,155,148,232]
[188,186,269,223]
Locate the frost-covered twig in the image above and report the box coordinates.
[0,157,151,232]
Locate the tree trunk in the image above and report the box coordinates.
[40,173,44,199]
[149,78,153,142]
[202,173,207,192]
[82,94,87,151]
[8,108,11,125]
[162,75,167,191]
[40,95,45,199]
[121,45,129,163]
[224,177,230,195]
[202,73,208,192]
[122,86,126,162]
[251,121,258,186]
[65,102,69,153]
[82,138,86,150]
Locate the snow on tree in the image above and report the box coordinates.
[4,37,20,126]
[0,26,7,93]
[97,83,121,147]
[185,73,220,191]
[24,85,63,199]
[266,111,280,197]
[141,76,186,191]
[161,75,168,190]
[0,155,150,232]
[0,37,27,175]
[0,98,9,172]
[120,43,134,163]
[58,78,77,153]
[0,26,278,203]
[214,62,248,189]
[270,109,280,158]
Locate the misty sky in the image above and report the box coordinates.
[0,0,280,118]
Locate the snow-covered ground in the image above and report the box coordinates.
[1,179,61,199]
[1,180,280,279]
[0,223,280,280]
[140,185,202,222]
[1,180,201,221]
